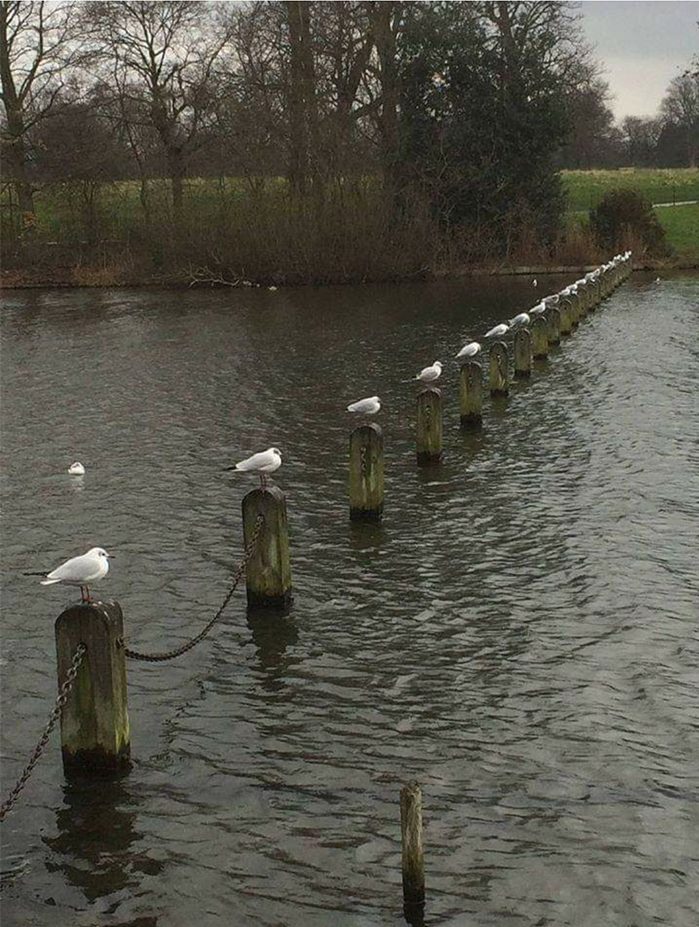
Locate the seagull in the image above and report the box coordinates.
[484,323,509,339]
[532,278,538,288]
[509,312,531,329]
[455,341,481,360]
[68,462,85,476]
[227,447,282,490]
[654,277,661,284]
[39,547,111,604]
[347,396,381,416]
[529,302,546,317]
[414,361,442,385]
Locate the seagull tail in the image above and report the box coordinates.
[40,578,61,585]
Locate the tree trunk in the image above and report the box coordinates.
[285,1,318,196]
[167,147,185,222]
[370,2,401,194]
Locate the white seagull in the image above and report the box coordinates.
[68,462,85,476]
[484,323,509,339]
[529,302,546,317]
[347,396,381,416]
[509,312,531,329]
[455,341,481,360]
[532,278,538,288]
[414,361,442,385]
[40,547,111,603]
[228,447,282,490]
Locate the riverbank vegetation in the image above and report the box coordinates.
[2,2,697,287]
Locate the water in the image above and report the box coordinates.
[1,274,698,926]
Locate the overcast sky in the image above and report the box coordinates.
[578,1,699,119]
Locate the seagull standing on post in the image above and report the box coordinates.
[227,447,282,490]
[37,547,112,604]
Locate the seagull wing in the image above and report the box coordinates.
[44,552,100,584]
[236,450,275,471]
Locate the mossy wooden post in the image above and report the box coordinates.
[513,328,532,377]
[559,298,573,335]
[569,293,580,328]
[401,782,425,913]
[577,283,589,317]
[242,487,292,609]
[489,341,509,396]
[349,423,384,522]
[591,279,601,309]
[547,307,561,345]
[55,601,130,776]
[531,316,549,359]
[416,387,442,465]
[459,361,482,428]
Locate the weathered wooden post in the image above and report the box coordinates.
[569,293,580,328]
[547,306,562,345]
[590,278,601,309]
[458,361,483,428]
[242,486,292,609]
[55,601,131,776]
[531,316,549,359]
[488,342,509,396]
[577,283,589,317]
[416,388,443,465]
[401,782,425,915]
[513,328,532,378]
[349,423,384,522]
[559,298,573,335]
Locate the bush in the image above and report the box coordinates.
[589,189,671,256]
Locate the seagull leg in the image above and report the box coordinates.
[260,473,267,491]
[84,585,93,604]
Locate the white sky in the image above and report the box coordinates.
[578,0,699,119]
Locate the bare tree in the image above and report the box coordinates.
[660,73,699,167]
[85,1,230,221]
[0,0,76,217]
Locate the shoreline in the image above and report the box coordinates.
[2,259,697,291]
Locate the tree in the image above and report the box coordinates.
[620,116,662,167]
[84,1,230,221]
[0,1,76,217]
[660,73,699,167]
[559,78,620,168]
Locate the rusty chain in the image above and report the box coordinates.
[0,643,86,824]
[120,515,264,662]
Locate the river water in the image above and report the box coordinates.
[1,274,698,927]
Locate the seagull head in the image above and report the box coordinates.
[89,547,112,560]
[271,447,282,459]
[433,361,442,370]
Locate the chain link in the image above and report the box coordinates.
[0,643,86,824]
[121,515,265,662]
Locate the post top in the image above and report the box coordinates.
[350,422,383,438]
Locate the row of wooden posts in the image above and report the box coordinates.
[48,257,631,914]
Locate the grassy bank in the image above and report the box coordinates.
[2,168,697,288]
[562,168,699,211]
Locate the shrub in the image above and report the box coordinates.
[589,189,671,256]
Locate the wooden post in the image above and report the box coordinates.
[488,341,509,396]
[513,328,532,378]
[569,293,580,328]
[559,298,573,335]
[55,601,130,776]
[590,279,601,309]
[547,307,561,345]
[416,387,442,465]
[349,423,384,522]
[401,782,425,913]
[242,486,292,610]
[577,283,589,317]
[459,361,482,428]
[531,316,549,358]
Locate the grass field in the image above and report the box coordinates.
[562,168,699,211]
[653,203,699,258]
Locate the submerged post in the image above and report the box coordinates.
[459,361,483,428]
[349,423,384,522]
[55,600,131,776]
[416,388,443,465]
[513,328,532,378]
[547,307,561,345]
[488,342,509,396]
[242,487,292,610]
[401,782,425,914]
[531,316,549,359]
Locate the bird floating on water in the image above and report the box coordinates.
[347,396,381,416]
[532,278,538,288]
[227,447,282,490]
[484,323,509,339]
[68,462,85,476]
[39,547,111,603]
[414,361,442,385]
[455,341,481,360]
[509,312,531,329]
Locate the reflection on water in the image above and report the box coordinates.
[1,273,698,926]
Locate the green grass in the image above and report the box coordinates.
[654,202,699,257]
[562,168,699,212]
